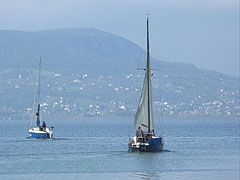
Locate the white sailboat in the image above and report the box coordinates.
[128,18,164,152]
[28,59,53,138]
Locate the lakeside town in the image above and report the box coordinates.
[1,68,239,121]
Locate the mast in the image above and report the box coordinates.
[134,17,154,133]
[36,59,41,127]
[147,17,151,133]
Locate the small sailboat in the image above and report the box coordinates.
[128,18,164,152]
[28,59,53,138]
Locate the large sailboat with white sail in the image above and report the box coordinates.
[28,59,53,138]
[128,18,164,152]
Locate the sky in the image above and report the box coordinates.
[0,0,239,76]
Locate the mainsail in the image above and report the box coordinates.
[36,59,41,127]
[134,18,154,133]
[31,59,41,128]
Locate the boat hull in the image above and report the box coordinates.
[129,143,164,152]
[128,136,164,152]
[28,128,53,139]
[29,132,50,138]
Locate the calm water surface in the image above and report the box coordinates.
[0,119,239,180]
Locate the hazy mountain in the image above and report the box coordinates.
[0,28,145,74]
[0,28,239,120]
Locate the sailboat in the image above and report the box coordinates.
[128,18,164,152]
[28,59,53,138]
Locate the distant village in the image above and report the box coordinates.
[1,69,239,120]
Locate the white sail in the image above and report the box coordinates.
[134,69,154,132]
[129,17,164,152]
[31,59,41,128]
[134,17,154,133]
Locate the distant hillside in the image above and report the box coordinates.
[0,28,239,120]
[0,28,146,75]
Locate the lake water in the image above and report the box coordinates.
[0,119,239,180]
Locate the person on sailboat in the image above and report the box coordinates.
[151,130,155,136]
[136,127,144,143]
[42,121,46,131]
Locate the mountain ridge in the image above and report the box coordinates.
[0,28,239,120]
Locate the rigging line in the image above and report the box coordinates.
[134,21,147,120]
[37,59,41,107]
[31,81,38,128]
[136,20,147,71]
[149,26,160,64]
[31,60,41,128]
[148,20,165,136]
[153,71,164,136]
